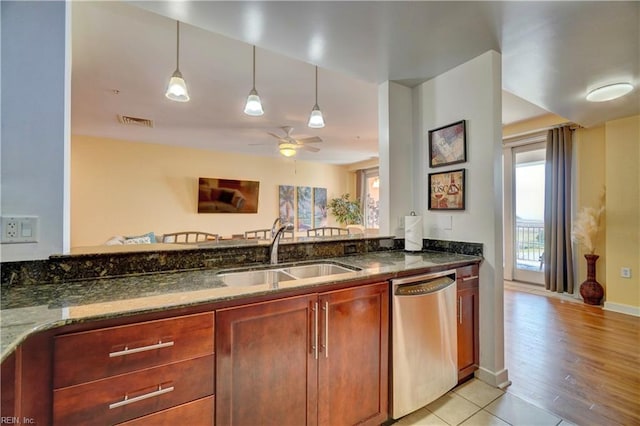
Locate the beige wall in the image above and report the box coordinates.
[502,114,568,138]
[71,135,355,247]
[504,114,639,313]
[574,125,607,286]
[603,115,640,311]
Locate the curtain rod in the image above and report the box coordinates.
[503,122,580,142]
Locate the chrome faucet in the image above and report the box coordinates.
[270,223,293,264]
[271,217,282,238]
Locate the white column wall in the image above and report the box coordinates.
[378,81,415,236]
[0,1,71,261]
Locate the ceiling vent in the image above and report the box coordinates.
[117,115,154,128]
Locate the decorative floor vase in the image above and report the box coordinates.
[579,254,604,305]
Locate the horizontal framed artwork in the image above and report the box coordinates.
[428,120,466,168]
[198,177,259,213]
[428,169,465,210]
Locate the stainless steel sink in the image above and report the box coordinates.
[217,269,296,287]
[215,262,360,287]
[282,263,357,279]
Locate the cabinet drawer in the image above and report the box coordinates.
[457,264,479,290]
[53,354,214,425]
[117,395,214,426]
[54,312,214,388]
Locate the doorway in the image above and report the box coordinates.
[504,140,546,285]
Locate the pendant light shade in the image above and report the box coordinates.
[165,21,190,102]
[308,66,325,128]
[244,45,264,116]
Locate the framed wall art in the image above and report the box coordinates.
[296,186,313,231]
[428,169,465,210]
[198,177,259,213]
[313,187,328,228]
[278,185,295,224]
[428,120,466,168]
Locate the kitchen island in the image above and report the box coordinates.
[1,240,481,425]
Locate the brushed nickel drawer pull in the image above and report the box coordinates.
[109,384,174,409]
[462,275,479,281]
[313,302,319,360]
[323,301,329,358]
[458,296,463,324]
[109,340,174,358]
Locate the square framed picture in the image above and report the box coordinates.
[428,120,466,168]
[428,169,465,210]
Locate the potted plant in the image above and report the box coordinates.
[571,188,605,305]
[327,193,363,226]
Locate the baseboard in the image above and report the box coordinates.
[603,301,640,317]
[475,367,511,389]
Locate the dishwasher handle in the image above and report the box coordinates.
[394,276,455,296]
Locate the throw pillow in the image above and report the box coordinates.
[124,231,156,244]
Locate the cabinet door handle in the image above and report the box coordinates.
[458,296,463,324]
[323,301,329,358]
[109,384,174,409]
[462,275,479,281]
[313,302,319,360]
[109,340,174,358]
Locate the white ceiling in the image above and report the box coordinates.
[71,1,639,165]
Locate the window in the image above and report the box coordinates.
[361,168,379,229]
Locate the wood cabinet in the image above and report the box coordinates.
[52,312,215,425]
[456,264,480,382]
[216,282,389,426]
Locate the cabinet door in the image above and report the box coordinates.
[457,270,479,381]
[318,282,389,426]
[216,294,318,426]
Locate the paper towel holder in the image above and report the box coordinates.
[404,211,423,252]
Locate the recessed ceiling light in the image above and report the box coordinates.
[586,83,634,102]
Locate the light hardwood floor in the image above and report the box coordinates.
[504,281,640,426]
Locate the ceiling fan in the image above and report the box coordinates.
[262,126,323,157]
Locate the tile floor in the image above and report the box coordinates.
[392,379,576,426]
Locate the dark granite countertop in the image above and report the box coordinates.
[0,250,481,361]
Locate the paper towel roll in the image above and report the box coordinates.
[404,214,423,251]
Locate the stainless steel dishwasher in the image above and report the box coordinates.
[391,269,458,419]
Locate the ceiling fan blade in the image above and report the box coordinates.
[282,126,294,136]
[296,136,323,144]
[267,132,282,139]
[249,142,271,146]
[300,145,320,152]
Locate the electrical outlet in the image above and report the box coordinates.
[5,219,18,238]
[1,216,38,243]
[620,267,632,279]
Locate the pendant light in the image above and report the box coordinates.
[165,21,190,102]
[244,45,264,116]
[308,66,325,128]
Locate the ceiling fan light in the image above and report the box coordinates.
[279,142,297,157]
[586,82,633,102]
[308,105,325,128]
[165,70,190,102]
[244,88,264,116]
